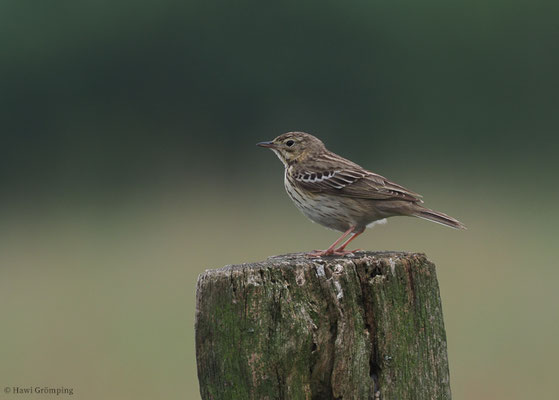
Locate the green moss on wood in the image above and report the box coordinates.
[195,252,451,399]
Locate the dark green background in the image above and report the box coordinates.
[2,0,557,199]
[1,1,557,399]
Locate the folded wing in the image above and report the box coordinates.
[292,157,423,203]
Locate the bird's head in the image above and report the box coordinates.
[257,131,325,166]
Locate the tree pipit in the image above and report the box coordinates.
[257,131,465,257]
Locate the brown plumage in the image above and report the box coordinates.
[257,131,465,257]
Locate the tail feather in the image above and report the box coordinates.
[413,207,466,230]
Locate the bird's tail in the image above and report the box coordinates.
[413,206,466,230]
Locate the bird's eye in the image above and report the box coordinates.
[286,140,295,147]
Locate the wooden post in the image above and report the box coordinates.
[195,252,451,399]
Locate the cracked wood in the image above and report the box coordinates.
[195,251,451,400]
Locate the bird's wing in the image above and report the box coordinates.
[292,156,423,203]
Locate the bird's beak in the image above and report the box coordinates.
[256,141,276,148]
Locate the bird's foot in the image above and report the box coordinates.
[332,248,362,256]
[306,248,361,258]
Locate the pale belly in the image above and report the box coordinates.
[283,172,386,232]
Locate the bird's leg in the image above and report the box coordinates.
[306,227,355,257]
[333,228,365,255]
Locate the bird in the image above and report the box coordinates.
[257,131,465,257]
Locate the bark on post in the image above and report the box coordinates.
[195,251,451,399]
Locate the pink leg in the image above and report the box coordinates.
[307,227,357,258]
[333,229,365,254]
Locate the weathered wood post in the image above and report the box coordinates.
[195,251,451,399]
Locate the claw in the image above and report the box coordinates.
[305,226,364,258]
[305,250,328,258]
[306,248,361,258]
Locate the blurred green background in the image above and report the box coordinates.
[1,1,558,399]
